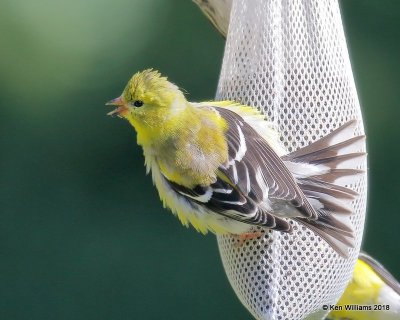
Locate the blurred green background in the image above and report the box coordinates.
[0,1,399,319]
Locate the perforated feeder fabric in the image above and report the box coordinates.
[215,1,367,319]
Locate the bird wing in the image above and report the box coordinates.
[163,106,318,232]
[359,252,400,295]
[214,107,318,219]
[166,171,291,231]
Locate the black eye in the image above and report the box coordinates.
[133,100,144,107]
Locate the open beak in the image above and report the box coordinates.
[106,96,128,116]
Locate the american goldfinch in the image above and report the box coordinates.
[327,252,400,320]
[107,69,365,257]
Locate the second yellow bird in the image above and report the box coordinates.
[328,252,400,319]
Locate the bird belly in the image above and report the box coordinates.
[150,161,250,235]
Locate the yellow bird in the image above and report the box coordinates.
[328,252,400,320]
[107,69,365,257]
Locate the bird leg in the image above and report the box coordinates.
[234,231,263,247]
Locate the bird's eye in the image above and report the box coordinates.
[133,100,144,107]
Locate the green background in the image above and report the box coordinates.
[0,1,399,319]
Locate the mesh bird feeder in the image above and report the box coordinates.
[197,0,368,319]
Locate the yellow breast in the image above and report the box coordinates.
[153,106,228,188]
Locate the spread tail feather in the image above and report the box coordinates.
[283,120,366,257]
[296,218,355,257]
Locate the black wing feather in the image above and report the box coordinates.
[216,107,318,219]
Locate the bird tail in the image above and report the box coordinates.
[282,120,366,257]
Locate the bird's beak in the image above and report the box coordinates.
[106,96,128,116]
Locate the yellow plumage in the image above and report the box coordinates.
[119,70,228,187]
[327,253,400,320]
[107,69,268,234]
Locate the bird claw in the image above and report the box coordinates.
[233,231,263,247]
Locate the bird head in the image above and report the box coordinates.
[107,69,187,136]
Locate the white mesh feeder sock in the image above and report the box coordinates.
[215,1,367,319]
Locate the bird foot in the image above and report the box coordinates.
[233,231,263,247]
